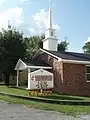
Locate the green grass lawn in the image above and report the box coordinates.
[0,85,90,116]
[0,82,3,84]
[0,94,90,116]
[39,93,90,101]
[0,86,90,101]
[0,86,28,96]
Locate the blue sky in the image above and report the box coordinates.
[0,0,90,52]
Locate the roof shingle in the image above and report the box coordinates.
[43,49,90,61]
[23,58,50,67]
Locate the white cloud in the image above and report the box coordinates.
[53,24,60,29]
[0,0,6,5]
[28,28,37,35]
[33,9,48,30]
[28,9,60,35]
[0,0,4,3]
[0,0,29,5]
[0,7,23,30]
[33,9,60,30]
[85,37,90,43]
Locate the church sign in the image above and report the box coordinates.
[35,75,52,81]
[30,69,53,90]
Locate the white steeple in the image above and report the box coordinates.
[48,0,52,28]
[43,0,58,51]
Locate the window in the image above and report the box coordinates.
[51,31,53,36]
[86,66,90,82]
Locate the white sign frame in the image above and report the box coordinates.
[29,69,53,90]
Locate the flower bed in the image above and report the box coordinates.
[28,90,52,96]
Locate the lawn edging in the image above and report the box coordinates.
[0,92,90,105]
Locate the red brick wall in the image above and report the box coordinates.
[53,62,90,96]
[62,63,90,96]
[37,53,90,96]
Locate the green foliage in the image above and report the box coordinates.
[0,28,26,85]
[0,28,45,85]
[82,42,90,53]
[24,35,44,59]
[58,40,69,51]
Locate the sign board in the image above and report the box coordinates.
[29,69,53,90]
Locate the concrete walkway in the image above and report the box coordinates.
[0,100,90,120]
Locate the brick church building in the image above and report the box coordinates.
[15,1,90,96]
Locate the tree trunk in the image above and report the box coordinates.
[2,72,9,86]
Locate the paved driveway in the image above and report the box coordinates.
[0,100,90,120]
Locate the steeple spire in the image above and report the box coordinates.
[43,0,58,51]
[48,0,52,28]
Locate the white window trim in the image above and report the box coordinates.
[85,65,90,82]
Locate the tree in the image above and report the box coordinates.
[24,35,44,59]
[24,35,69,58]
[58,40,69,51]
[82,42,90,53]
[0,28,26,85]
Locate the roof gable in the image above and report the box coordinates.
[15,59,27,70]
[15,58,52,70]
